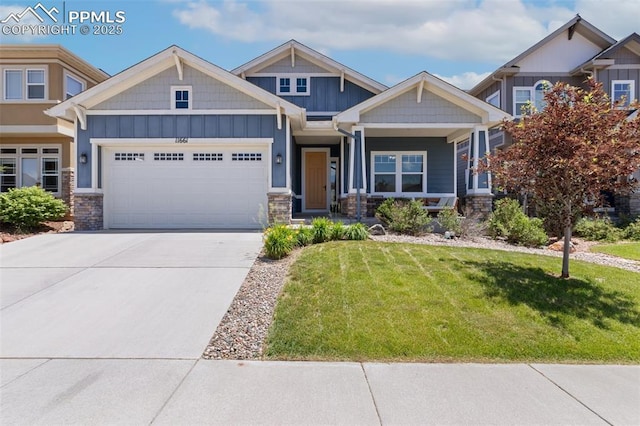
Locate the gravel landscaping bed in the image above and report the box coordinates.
[203,233,640,360]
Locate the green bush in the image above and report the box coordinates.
[624,218,640,241]
[436,208,462,235]
[295,227,314,247]
[345,222,369,240]
[574,217,623,242]
[376,199,432,235]
[0,186,67,232]
[330,221,347,241]
[264,224,295,259]
[311,217,333,244]
[488,198,548,247]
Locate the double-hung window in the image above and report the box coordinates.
[513,80,550,117]
[372,151,426,195]
[3,68,47,101]
[4,70,22,100]
[26,69,45,99]
[65,73,85,99]
[277,76,309,96]
[612,80,635,107]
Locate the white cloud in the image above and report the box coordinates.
[574,0,640,40]
[0,4,50,41]
[434,71,491,90]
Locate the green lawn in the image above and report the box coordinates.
[266,241,640,363]
[591,242,640,261]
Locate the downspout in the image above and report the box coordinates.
[334,125,362,222]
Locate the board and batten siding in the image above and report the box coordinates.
[365,137,454,194]
[76,114,287,189]
[476,80,502,107]
[602,47,640,65]
[247,76,375,112]
[360,90,482,124]
[94,65,271,110]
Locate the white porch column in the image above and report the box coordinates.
[466,125,491,195]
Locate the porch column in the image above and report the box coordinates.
[345,126,367,218]
[465,125,493,217]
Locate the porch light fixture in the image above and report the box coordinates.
[275,153,283,164]
[80,153,88,164]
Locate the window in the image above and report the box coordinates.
[193,153,223,161]
[115,153,144,161]
[26,69,45,99]
[513,80,551,117]
[612,80,635,107]
[486,90,500,108]
[277,76,309,96]
[232,153,262,161]
[171,86,191,109]
[65,73,85,99]
[0,145,61,193]
[154,153,184,161]
[372,151,426,195]
[4,70,22,100]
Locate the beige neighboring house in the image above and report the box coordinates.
[0,44,108,214]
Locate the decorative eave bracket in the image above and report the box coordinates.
[173,50,183,81]
[72,103,87,130]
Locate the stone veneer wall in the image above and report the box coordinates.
[465,194,494,219]
[74,193,103,231]
[61,168,74,217]
[615,193,640,216]
[268,193,292,224]
[341,194,369,218]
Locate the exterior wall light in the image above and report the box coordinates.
[80,153,88,164]
[275,153,283,164]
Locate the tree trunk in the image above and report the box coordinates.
[561,225,571,278]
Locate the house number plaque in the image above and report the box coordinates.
[175,137,188,144]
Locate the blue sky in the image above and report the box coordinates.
[1,0,638,89]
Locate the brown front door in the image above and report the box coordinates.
[305,151,327,210]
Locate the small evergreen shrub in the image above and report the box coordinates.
[376,199,432,235]
[437,208,462,235]
[264,224,295,259]
[311,217,333,243]
[574,217,623,242]
[624,218,640,241]
[295,227,314,247]
[488,198,548,247]
[330,221,347,241]
[345,222,369,240]
[0,186,67,232]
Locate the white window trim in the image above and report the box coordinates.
[276,74,310,96]
[64,71,86,100]
[0,144,61,195]
[513,80,550,117]
[170,85,192,110]
[1,65,48,102]
[486,90,500,108]
[370,150,427,197]
[26,68,46,100]
[611,80,635,107]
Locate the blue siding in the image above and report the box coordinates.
[247,76,375,113]
[76,114,286,189]
[365,137,454,194]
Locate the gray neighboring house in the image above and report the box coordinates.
[46,42,508,230]
[467,15,640,215]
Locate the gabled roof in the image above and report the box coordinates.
[232,40,388,95]
[336,71,511,127]
[571,32,640,74]
[46,45,305,123]
[470,15,616,95]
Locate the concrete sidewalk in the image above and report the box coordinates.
[2,359,638,425]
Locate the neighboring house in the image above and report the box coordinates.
[467,15,640,215]
[0,45,109,213]
[46,42,508,230]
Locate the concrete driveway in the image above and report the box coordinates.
[0,231,262,359]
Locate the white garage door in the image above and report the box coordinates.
[104,146,268,229]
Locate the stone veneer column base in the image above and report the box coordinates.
[465,194,494,219]
[615,193,640,216]
[267,193,292,225]
[343,193,368,218]
[74,193,104,231]
[61,168,74,217]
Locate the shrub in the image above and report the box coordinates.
[574,217,623,242]
[345,222,369,240]
[436,208,462,235]
[311,217,333,244]
[264,224,295,259]
[624,218,640,241]
[295,227,314,247]
[330,221,347,241]
[376,199,432,235]
[487,198,548,247]
[0,186,67,232]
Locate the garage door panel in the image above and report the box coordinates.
[105,147,269,229]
